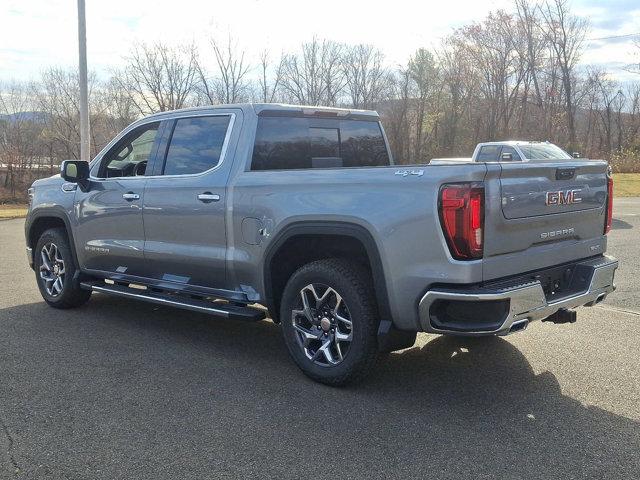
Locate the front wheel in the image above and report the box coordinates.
[34,228,91,309]
[280,259,379,386]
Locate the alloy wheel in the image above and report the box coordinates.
[39,242,65,296]
[291,283,353,367]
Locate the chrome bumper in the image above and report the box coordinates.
[418,255,618,336]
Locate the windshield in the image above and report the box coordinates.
[518,143,572,160]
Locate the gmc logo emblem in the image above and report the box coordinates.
[545,189,582,206]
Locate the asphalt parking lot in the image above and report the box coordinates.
[1,199,639,479]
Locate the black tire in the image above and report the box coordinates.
[280,258,379,386]
[34,228,91,309]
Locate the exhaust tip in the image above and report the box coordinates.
[509,319,529,334]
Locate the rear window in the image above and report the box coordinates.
[519,143,572,160]
[251,117,390,171]
[500,146,521,161]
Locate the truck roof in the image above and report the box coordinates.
[476,140,551,146]
[145,103,380,120]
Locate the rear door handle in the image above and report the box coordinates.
[197,192,220,203]
[122,192,140,201]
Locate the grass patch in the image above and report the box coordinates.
[613,174,640,197]
[0,205,28,219]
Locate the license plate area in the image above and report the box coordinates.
[484,261,594,302]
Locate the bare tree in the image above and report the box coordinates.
[279,38,345,106]
[454,11,527,140]
[37,69,130,163]
[439,37,477,154]
[540,0,588,148]
[37,68,85,161]
[515,0,547,108]
[196,34,251,104]
[382,68,412,164]
[586,68,624,153]
[342,44,389,109]
[5,0,640,201]
[115,42,198,114]
[98,77,138,134]
[408,48,440,161]
[624,82,640,147]
[623,38,640,74]
[258,50,284,103]
[89,77,140,158]
[0,81,43,196]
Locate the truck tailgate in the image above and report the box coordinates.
[482,160,609,281]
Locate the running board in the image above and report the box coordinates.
[80,281,266,321]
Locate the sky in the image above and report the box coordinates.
[1,0,639,84]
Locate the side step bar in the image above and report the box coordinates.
[80,281,266,322]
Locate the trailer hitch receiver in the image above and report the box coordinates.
[542,308,577,324]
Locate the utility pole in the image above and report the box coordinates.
[77,0,90,160]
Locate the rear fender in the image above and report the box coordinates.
[263,221,392,326]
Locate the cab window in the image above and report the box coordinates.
[161,115,231,175]
[476,145,500,162]
[251,117,390,170]
[99,122,160,178]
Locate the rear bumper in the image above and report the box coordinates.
[418,255,618,336]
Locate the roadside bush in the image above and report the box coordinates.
[609,149,640,174]
[0,169,49,204]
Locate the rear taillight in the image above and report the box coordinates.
[439,183,484,260]
[604,176,613,234]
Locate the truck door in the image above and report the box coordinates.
[74,121,162,275]
[141,112,238,291]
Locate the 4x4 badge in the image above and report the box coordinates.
[395,169,424,177]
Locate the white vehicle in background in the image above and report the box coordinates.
[471,141,581,162]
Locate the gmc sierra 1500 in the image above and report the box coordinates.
[25,104,618,385]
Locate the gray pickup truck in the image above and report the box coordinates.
[25,104,618,385]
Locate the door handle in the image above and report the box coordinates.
[122,192,140,201]
[197,192,220,203]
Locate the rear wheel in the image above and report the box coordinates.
[280,258,379,386]
[34,228,91,309]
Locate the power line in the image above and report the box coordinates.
[588,32,640,41]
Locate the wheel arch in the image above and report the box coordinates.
[262,221,391,324]
[26,208,79,270]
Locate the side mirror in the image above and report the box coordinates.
[501,152,513,161]
[61,160,90,191]
[572,152,581,158]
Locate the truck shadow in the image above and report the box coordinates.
[612,217,633,230]
[1,297,639,479]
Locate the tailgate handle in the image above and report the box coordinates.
[556,168,575,180]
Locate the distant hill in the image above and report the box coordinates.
[0,111,48,124]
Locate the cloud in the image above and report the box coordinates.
[590,35,639,46]
[592,14,632,30]
[577,0,640,10]
[1,0,638,83]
